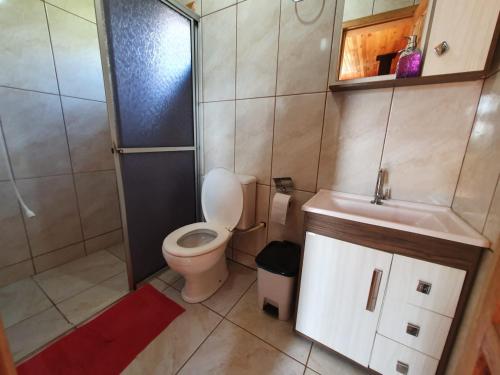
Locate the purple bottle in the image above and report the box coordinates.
[396,35,422,78]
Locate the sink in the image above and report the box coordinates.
[302,190,490,248]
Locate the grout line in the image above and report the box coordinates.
[200,0,249,18]
[304,342,313,370]
[30,275,74,326]
[377,87,396,177]
[43,1,97,25]
[43,1,87,255]
[314,92,329,192]
[0,85,106,104]
[201,90,331,104]
[223,318,308,368]
[3,169,116,182]
[480,174,500,235]
[174,312,225,374]
[450,80,486,210]
[0,118,36,265]
[233,1,238,173]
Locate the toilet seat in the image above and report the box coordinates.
[163,222,230,257]
[163,168,243,258]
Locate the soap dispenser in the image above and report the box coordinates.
[396,35,422,78]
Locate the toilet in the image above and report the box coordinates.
[162,168,256,303]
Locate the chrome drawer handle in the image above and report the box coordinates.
[434,41,449,56]
[417,280,432,295]
[396,361,409,374]
[406,322,420,337]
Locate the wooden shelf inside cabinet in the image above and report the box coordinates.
[330,70,486,92]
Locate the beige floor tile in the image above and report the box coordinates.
[179,319,304,374]
[122,287,222,375]
[172,277,185,291]
[57,272,129,325]
[0,278,52,328]
[34,250,125,303]
[157,268,182,286]
[148,278,168,292]
[202,261,256,316]
[6,307,73,361]
[305,368,319,375]
[307,344,369,375]
[227,283,311,363]
[106,243,126,261]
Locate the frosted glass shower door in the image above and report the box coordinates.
[99,0,199,286]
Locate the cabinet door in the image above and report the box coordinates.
[422,0,500,76]
[295,232,393,366]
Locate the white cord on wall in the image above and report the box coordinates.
[0,119,35,218]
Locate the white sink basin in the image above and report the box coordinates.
[302,190,490,248]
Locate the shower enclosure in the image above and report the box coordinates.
[96,0,201,287]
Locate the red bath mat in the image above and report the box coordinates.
[17,284,185,375]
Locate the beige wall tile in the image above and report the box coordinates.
[63,97,114,173]
[233,184,270,256]
[373,0,414,14]
[18,175,82,256]
[202,0,236,15]
[75,171,121,239]
[382,81,482,205]
[202,7,236,101]
[272,93,325,192]
[268,188,314,246]
[84,229,123,254]
[236,0,280,98]
[0,88,71,179]
[33,242,85,273]
[46,5,105,101]
[343,0,374,21]
[203,101,235,173]
[179,319,305,374]
[276,0,336,95]
[235,98,274,184]
[317,89,392,196]
[0,261,34,289]
[46,0,96,22]
[0,0,58,93]
[453,74,500,231]
[0,183,31,268]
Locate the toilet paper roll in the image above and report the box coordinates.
[270,193,291,225]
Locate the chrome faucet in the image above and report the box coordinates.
[371,169,386,205]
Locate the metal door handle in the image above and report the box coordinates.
[434,41,449,56]
[406,322,420,337]
[366,269,383,312]
[396,361,409,374]
[417,280,432,295]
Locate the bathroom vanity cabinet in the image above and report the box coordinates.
[295,212,485,375]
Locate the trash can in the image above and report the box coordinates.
[255,241,301,321]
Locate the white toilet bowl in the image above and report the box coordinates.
[162,168,249,303]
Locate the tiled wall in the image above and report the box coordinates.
[343,0,421,21]
[0,0,122,287]
[199,0,487,268]
[447,67,500,375]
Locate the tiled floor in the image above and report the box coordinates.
[0,244,128,361]
[2,251,368,374]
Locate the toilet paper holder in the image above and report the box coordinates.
[273,177,294,194]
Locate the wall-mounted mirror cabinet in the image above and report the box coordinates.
[330,0,500,90]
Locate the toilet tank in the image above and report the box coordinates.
[236,174,256,230]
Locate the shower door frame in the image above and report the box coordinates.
[95,0,202,290]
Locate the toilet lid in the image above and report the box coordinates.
[202,168,243,231]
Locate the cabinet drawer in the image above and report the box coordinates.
[370,334,439,375]
[378,300,452,359]
[385,255,466,317]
